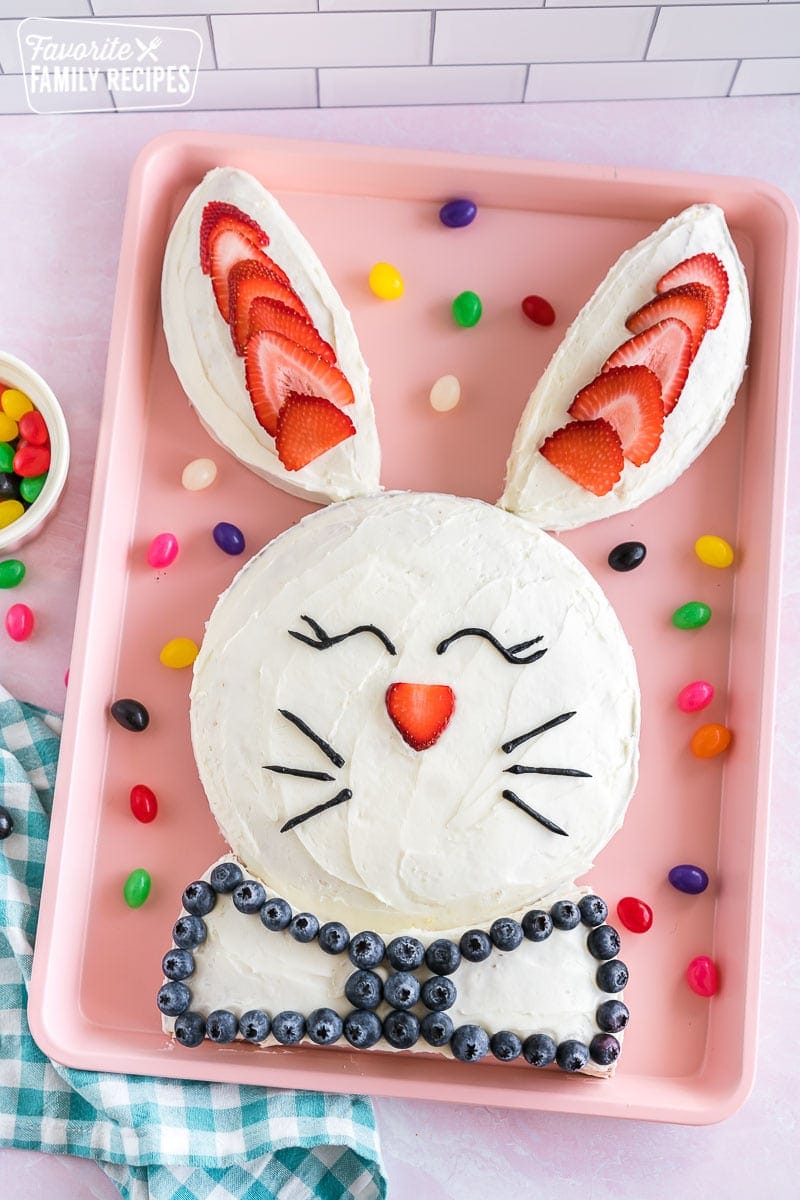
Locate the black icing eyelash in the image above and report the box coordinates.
[288,614,397,656]
[436,628,547,665]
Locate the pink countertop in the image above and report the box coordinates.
[1,97,798,1198]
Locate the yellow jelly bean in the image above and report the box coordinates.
[159,637,199,669]
[0,499,25,529]
[695,535,734,568]
[0,412,19,443]
[1,389,34,421]
[369,261,404,300]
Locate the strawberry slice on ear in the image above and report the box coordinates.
[568,365,664,467]
[275,393,356,471]
[625,283,712,359]
[539,418,624,496]
[603,318,693,415]
[200,202,268,275]
[385,683,456,752]
[245,330,355,437]
[249,297,337,365]
[228,261,310,354]
[657,253,729,329]
[208,226,270,322]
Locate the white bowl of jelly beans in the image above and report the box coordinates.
[0,351,70,552]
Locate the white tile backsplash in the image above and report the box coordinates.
[526,58,738,102]
[433,8,656,65]
[649,4,800,60]
[321,63,527,106]
[112,66,318,110]
[211,12,432,70]
[732,55,800,93]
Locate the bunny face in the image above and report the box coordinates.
[191,491,640,935]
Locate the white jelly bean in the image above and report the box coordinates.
[182,458,218,491]
[429,375,461,413]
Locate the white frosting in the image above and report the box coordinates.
[161,167,381,504]
[501,204,750,530]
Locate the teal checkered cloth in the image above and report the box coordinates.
[0,684,385,1200]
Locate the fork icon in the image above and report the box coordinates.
[135,36,161,63]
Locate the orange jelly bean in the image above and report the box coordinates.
[690,723,732,758]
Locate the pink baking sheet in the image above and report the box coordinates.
[28,132,798,1124]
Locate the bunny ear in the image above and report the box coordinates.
[162,167,380,504]
[500,204,750,530]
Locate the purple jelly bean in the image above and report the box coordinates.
[677,680,714,713]
[213,521,245,556]
[668,864,709,895]
[147,532,179,569]
[439,199,477,229]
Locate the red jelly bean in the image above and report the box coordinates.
[5,602,34,641]
[13,443,51,478]
[616,896,653,933]
[17,410,49,446]
[686,954,719,997]
[130,783,158,823]
[147,532,179,569]
[522,294,556,326]
[678,680,714,713]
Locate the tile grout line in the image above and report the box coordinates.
[429,10,436,67]
[522,60,531,102]
[314,65,320,106]
[642,5,661,61]
[727,58,742,95]
[205,14,219,70]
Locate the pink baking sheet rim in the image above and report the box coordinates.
[27,132,798,1125]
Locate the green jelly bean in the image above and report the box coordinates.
[124,868,152,909]
[0,443,14,473]
[0,559,25,589]
[20,472,47,504]
[672,601,711,630]
[452,290,482,328]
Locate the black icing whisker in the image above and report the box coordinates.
[501,711,576,755]
[436,628,546,665]
[278,709,346,769]
[501,789,569,837]
[264,765,335,781]
[280,788,353,833]
[289,615,396,656]
[505,765,591,778]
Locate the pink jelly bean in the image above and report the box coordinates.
[686,955,719,997]
[677,680,714,713]
[146,532,179,569]
[5,603,34,641]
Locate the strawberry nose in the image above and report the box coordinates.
[385,682,455,752]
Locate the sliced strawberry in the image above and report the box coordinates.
[275,393,356,471]
[249,297,336,365]
[568,365,663,467]
[657,253,729,329]
[626,283,711,359]
[208,227,271,322]
[228,261,310,355]
[539,418,624,496]
[603,318,693,415]
[245,330,355,437]
[200,202,268,275]
[385,682,455,752]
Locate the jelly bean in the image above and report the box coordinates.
[686,954,718,997]
[17,410,48,446]
[1,389,34,421]
[439,198,477,228]
[110,697,150,732]
[695,534,734,569]
[521,295,556,327]
[130,783,158,824]
[608,541,646,572]
[616,896,653,934]
[147,532,179,569]
[0,474,21,502]
[13,444,50,478]
[677,680,714,713]
[64,668,69,687]
[0,443,14,473]
[181,457,217,491]
[0,559,25,589]
[124,867,152,909]
[368,262,404,300]
[0,412,18,443]
[668,864,709,895]
[19,472,47,504]
[213,521,246,555]
[160,636,199,669]
[672,601,711,630]
[5,603,34,641]
[429,375,461,413]
[691,723,731,758]
[0,805,13,840]
[0,499,24,528]
[452,290,482,328]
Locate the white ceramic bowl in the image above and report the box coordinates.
[0,351,70,553]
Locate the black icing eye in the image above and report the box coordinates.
[288,614,396,655]
[436,628,546,665]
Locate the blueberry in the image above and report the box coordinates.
[425,939,461,976]
[206,1009,238,1043]
[181,880,217,917]
[596,999,630,1033]
[490,1031,523,1062]
[348,930,385,970]
[589,1033,621,1066]
[344,1010,382,1049]
[232,880,267,915]
[0,806,14,840]
[490,918,524,952]
[260,897,292,932]
[556,1039,590,1072]
[209,861,244,894]
[550,900,581,930]
[386,935,425,972]
[522,910,554,942]
[459,929,492,963]
[523,1033,557,1067]
[289,912,319,943]
[384,971,420,1010]
[174,1011,205,1047]
[383,1010,420,1049]
[157,981,191,1016]
[579,895,608,927]
[345,969,383,1010]
[272,1011,306,1045]
[587,924,621,961]
[596,959,629,993]
[318,921,350,955]
[307,1007,344,1045]
[420,976,457,1012]
[451,1024,490,1063]
[240,1009,271,1043]
[172,915,206,950]
[162,948,194,981]
[420,1012,454,1047]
